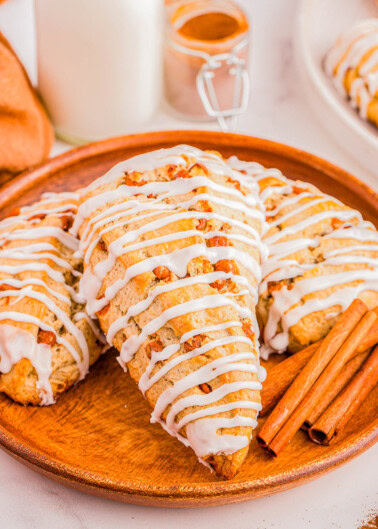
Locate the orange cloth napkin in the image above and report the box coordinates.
[0,31,53,180]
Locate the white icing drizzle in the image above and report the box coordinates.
[325,18,378,121]
[0,226,78,251]
[77,146,265,458]
[0,193,93,404]
[227,156,378,358]
[0,288,89,375]
[73,312,107,344]
[0,324,54,405]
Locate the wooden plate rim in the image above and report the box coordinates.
[0,131,377,505]
[0,130,377,212]
[0,414,377,504]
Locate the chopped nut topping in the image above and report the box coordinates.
[184,334,203,352]
[193,200,212,213]
[189,162,209,175]
[227,177,242,192]
[166,164,178,174]
[242,320,255,342]
[173,169,190,179]
[147,340,163,359]
[219,223,232,232]
[214,259,237,274]
[331,218,344,230]
[199,383,212,394]
[98,239,107,252]
[61,215,74,231]
[267,281,283,293]
[153,266,170,280]
[197,218,207,231]
[123,173,147,187]
[210,279,226,291]
[208,236,228,247]
[37,329,57,347]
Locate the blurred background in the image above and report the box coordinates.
[0,0,376,188]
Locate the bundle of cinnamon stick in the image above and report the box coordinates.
[257,300,378,455]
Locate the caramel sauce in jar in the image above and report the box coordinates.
[165,0,250,121]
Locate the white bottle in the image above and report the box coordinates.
[35,0,163,144]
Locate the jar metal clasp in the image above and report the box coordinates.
[170,38,250,131]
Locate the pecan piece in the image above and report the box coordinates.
[210,279,226,291]
[219,223,232,232]
[97,238,107,252]
[124,173,147,187]
[191,200,212,213]
[214,259,237,274]
[166,164,178,174]
[242,320,255,342]
[197,218,207,231]
[208,236,228,247]
[331,218,344,230]
[61,215,73,231]
[146,339,163,359]
[267,281,282,293]
[173,169,190,179]
[199,383,212,394]
[184,334,203,352]
[37,329,57,347]
[189,162,209,175]
[227,177,241,192]
[153,266,170,280]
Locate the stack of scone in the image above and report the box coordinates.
[325,18,378,128]
[0,145,377,479]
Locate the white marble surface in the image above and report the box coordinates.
[0,0,377,528]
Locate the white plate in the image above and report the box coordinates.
[295,0,378,175]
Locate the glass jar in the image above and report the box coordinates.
[164,0,250,128]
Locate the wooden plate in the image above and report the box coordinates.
[0,131,377,507]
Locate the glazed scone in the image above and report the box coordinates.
[72,145,266,479]
[228,156,378,357]
[325,18,378,128]
[0,192,106,405]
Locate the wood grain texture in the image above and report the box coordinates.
[0,131,377,507]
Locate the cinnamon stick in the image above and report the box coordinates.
[309,345,378,445]
[260,342,319,417]
[260,320,378,417]
[257,299,368,451]
[303,350,370,429]
[265,308,376,456]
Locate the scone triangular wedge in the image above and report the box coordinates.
[73,146,266,479]
[0,192,106,405]
[228,156,378,358]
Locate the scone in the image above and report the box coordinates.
[228,156,378,357]
[0,192,106,405]
[72,145,266,479]
[325,18,378,127]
